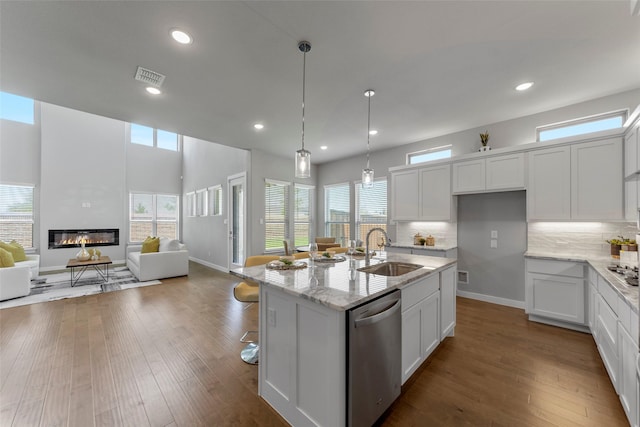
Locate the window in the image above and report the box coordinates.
[0,184,34,248]
[407,145,452,165]
[130,123,179,151]
[208,185,222,216]
[356,179,387,246]
[537,110,627,142]
[265,180,289,252]
[325,183,350,246]
[0,92,34,125]
[196,189,207,216]
[294,184,314,247]
[185,192,196,217]
[129,193,179,242]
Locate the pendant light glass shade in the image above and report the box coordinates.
[295,148,311,178]
[295,41,312,178]
[362,89,375,188]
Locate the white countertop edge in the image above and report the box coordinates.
[390,243,457,251]
[231,254,457,312]
[525,251,638,315]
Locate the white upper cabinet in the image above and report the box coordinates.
[452,159,485,193]
[419,164,452,220]
[452,153,525,194]
[571,138,623,220]
[624,124,638,177]
[391,164,453,221]
[528,146,571,220]
[391,169,420,220]
[486,153,525,190]
[528,138,623,221]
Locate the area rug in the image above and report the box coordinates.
[0,266,161,309]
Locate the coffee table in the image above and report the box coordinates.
[66,256,112,288]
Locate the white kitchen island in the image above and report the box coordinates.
[231,253,457,427]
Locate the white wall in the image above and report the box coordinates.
[182,136,248,270]
[40,103,127,268]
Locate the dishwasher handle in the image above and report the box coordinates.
[354,298,401,328]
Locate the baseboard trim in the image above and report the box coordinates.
[189,257,228,273]
[456,290,525,309]
[527,314,591,333]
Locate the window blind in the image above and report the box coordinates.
[0,184,34,248]
[325,183,350,245]
[294,184,313,247]
[265,181,290,251]
[356,179,387,243]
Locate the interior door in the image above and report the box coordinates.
[228,173,246,270]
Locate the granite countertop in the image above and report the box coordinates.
[230,253,457,311]
[525,251,639,314]
[389,243,457,251]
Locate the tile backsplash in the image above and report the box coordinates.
[528,222,638,257]
[395,222,457,247]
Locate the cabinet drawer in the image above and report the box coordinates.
[526,259,584,278]
[597,275,619,316]
[401,274,439,312]
[597,294,619,349]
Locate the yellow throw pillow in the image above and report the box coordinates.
[0,241,26,262]
[9,240,27,262]
[141,236,160,254]
[0,247,15,268]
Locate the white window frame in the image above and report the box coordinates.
[406,145,452,165]
[264,179,291,253]
[294,183,314,248]
[208,185,222,216]
[536,109,628,142]
[0,183,35,249]
[129,123,182,151]
[129,192,180,243]
[196,189,207,217]
[324,182,351,246]
[355,177,388,245]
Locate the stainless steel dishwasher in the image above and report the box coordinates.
[348,290,401,427]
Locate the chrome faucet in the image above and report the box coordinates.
[365,227,391,266]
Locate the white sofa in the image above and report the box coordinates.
[126,240,189,282]
[16,254,40,278]
[0,265,31,301]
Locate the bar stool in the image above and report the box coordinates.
[233,255,279,364]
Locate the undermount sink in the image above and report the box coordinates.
[357,262,423,277]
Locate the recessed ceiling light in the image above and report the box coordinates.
[253,123,264,130]
[320,145,328,150]
[515,82,534,91]
[170,29,193,45]
[146,87,162,95]
[369,130,378,135]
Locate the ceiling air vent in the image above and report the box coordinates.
[134,66,165,87]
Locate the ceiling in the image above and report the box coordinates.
[1,1,639,164]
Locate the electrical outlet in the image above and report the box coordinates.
[268,308,276,327]
[490,239,498,248]
[491,230,498,239]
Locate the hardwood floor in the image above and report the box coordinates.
[0,262,628,426]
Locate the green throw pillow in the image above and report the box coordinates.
[0,247,15,268]
[9,240,26,262]
[0,241,25,262]
[141,236,160,253]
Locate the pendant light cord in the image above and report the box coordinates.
[366,92,371,169]
[301,48,306,151]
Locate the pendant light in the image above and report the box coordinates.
[295,41,312,178]
[362,89,375,188]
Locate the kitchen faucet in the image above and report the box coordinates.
[365,227,391,266]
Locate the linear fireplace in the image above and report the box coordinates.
[48,229,119,249]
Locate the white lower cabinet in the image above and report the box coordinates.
[401,274,440,384]
[525,258,586,328]
[595,293,620,392]
[619,324,639,427]
[440,266,456,338]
